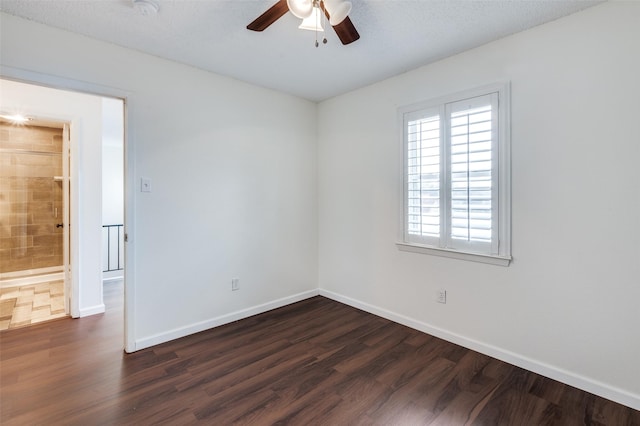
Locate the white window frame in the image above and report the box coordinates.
[397,83,511,266]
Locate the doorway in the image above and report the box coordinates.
[102,98,125,300]
[101,98,125,286]
[0,77,127,333]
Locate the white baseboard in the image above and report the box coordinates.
[319,289,640,411]
[134,289,320,352]
[103,270,124,282]
[79,304,106,317]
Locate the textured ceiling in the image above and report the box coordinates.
[0,0,603,101]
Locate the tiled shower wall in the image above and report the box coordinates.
[0,123,63,275]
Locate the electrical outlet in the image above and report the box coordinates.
[231,278,239,291]
[437,289,447,304]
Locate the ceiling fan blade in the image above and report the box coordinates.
[332,16,360,45]
[321,3,360,45]
[247,0,289,32]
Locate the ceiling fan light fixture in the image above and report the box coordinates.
[327,1,352,26]
[298,6,324,32]
[247,0,359,45]
[287,0,313,19]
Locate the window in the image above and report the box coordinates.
[398,84,511,265]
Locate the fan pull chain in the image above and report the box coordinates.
[322,1,327,45]
[315,1,328,47]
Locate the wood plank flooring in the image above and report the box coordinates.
[1,280,638,425]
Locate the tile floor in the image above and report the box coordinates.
[0,280,67,331]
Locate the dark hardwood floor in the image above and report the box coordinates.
[1,280,638,425]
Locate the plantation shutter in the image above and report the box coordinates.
[446,93,498,252]
[405,108,442,246]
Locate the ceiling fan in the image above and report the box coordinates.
[247,0,360,45]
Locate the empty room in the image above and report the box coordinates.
[1,0,639,424]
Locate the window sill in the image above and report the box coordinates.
[396,242,511,266]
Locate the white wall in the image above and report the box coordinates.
[0,12,318,349]
[102,97,124,227]
[317,1,640,410]
[102,145,123,226]
[0,79,105,317]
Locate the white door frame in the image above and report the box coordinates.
[62,122,71,315]
[0,66,136,352]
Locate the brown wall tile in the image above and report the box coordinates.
[0,123,64,274]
